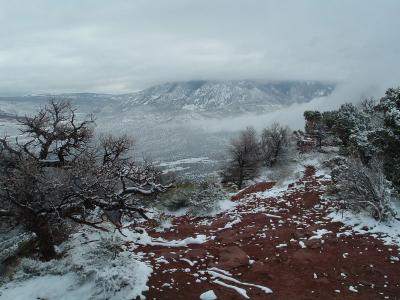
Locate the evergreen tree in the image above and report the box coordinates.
[375,88,400,189]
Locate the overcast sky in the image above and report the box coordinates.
[1,0,399,96]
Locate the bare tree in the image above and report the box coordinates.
[14,99,94,164]
[260,123,290,167]
[222,127,260,189]
[99,134,133,165]
[0,100,172,260]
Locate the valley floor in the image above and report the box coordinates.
[132,165,400,300]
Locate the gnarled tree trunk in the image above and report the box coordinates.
[32,217,56,261]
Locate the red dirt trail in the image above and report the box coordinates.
[131,166,400,300]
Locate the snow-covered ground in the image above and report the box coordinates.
[1,148,399,299]
[0,229,153,300]
[328,210,400,247]
[0,193,238,300]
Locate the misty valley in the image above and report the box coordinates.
[0,80,334,179]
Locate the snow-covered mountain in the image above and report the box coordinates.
[117,80,335,113]
[0,80,334,116]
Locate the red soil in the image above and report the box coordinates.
[231,182,276,201]
[132,166,400,300]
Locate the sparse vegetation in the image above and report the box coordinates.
[260,122,290,167]
[222,123,291,189]
[302,87,400,220]
[163,178,226,216]
[221,126,260,189]
[331,158,398,221]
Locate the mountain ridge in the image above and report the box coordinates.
[0,80,335,115]
[117,80,335,113]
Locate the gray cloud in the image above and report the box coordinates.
[0,0,399,96]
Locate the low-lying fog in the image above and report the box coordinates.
[0,80,392,179]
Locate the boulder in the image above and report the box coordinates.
[216,245,249,270]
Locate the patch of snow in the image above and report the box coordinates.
[210,199,238,216]
[158,157,213,167]
[1,229,153,300]
[349,286,358,293]
[162,197,237,218]
[208,267,231,276]
[309,229,332,240]
[155,257,169,264]
[200,290,218,300]
[222,217,241,229]
[328,210,400,247]
[122,228,212,247]
[390,256,399,262]
[264,213,281,219]
[299,241,307,248]
[213,279,249,299]
[0,274,93,300]
[207,269,273,294]
[257,183,290,199]
[180,258,196,267]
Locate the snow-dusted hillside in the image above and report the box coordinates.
[117,80,334,113]
[0,80,334,116]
